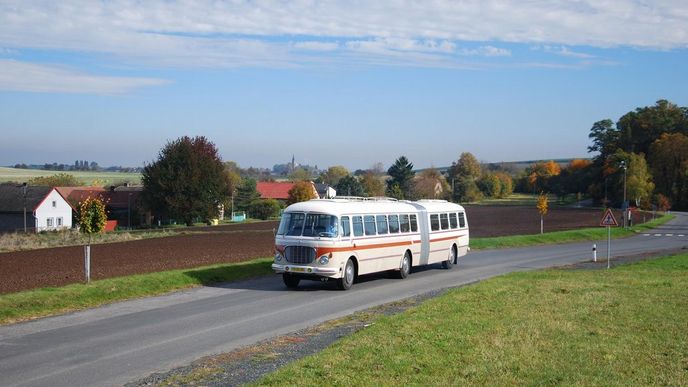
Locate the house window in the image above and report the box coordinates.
[46,218,54,228]
[52,201,57,208]
[57,217,63,227]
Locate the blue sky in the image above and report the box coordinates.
[1,1,687,170]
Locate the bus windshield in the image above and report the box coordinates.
[277,212,338,238]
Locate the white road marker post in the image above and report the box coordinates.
[84,245,91,283]
[592,244,597,263]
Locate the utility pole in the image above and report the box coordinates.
[620,160,627,229]
[22,182,27,233]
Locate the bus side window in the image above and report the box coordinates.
[400,214,410,233]
[364,215,377,236]
[341,216,351,237]
[376,215,389,235]
[440,213,449,230]
[458,212,466,228]
[410,214,418,232]
[388,214,400,233]
[430,214,440,231]
[352,216,364,237]
[449,212,458,229]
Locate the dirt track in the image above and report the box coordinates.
[0,206,629,294]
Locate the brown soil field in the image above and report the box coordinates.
[0,207,632,294]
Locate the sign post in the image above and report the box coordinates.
[599,208,619,269]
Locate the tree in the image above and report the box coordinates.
[526,161,561,193]
[413,168,449,199]
[78,196,107,234]
[288,181,317,204]
[141,136,229,226]
[626,153,655,208]
[336,175,366,197]
[588,119,619,162]
[536,192,548,234]
[250,199,280,220]
[477,173,502,198]
[454,177,483,203]
[289,167,312,181]
[235,178,261,213]
[448,152,481,181]
[448,152,482,202]
[360,172,385,197]
[320,166,350,187]
[649,133,688,209]
[386,156,415,199]
[494,172,514,198]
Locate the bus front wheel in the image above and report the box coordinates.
[283,273,300,289]
[338,258,355,290]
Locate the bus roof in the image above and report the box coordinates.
[283,198,465,216]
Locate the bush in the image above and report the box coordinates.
[251,199,280,220]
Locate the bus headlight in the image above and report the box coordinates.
[275,252,283,262]
[318,255,329,265]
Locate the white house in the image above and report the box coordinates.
[0,185,73,233]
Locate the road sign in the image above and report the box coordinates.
[600,208,619,227]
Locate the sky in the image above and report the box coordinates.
[1,0,687,171]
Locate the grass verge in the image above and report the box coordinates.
[0,258,273,325]
[256,253,688,386]
[470,213,673,250]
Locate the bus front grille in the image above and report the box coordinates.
[285,246,316,265]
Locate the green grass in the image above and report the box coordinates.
[470,213,673,250]
[256,253,688,386]
[0,258,273,324]
[0,166,141,185]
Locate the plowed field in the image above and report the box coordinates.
[0,206,630,294]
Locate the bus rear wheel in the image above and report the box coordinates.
[338,258,355,290]
[442,245,457,269]
[283,273,300,289]
[397,251,411,279]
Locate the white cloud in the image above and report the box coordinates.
[0,0,685,69]
[459,46,511,57]
[0,60,169,94]
[292,41,339,51]
[536,45,594,58]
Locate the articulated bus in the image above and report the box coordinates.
[272,197,469,290]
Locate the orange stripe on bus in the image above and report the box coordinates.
[316,233,466,255]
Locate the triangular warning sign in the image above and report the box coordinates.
[600,208,619,227]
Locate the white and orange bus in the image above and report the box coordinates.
[272,197,469,290]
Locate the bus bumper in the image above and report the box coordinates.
[272,263,340,278]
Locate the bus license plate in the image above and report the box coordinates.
[291,267,306,272]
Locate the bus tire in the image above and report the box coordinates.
[398,251,411,279]
[283,273,300,289]
[338,258,355,290]
[442,245,457,270]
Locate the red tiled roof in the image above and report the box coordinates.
[55,187,140,210]
[256,182,295,200]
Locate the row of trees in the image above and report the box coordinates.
[508,100,686,211]
[140,99,686,225]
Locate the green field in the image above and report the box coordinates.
[257,253,688,386]
[0,166,141,186]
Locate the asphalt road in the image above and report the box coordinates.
[1,212,686,387]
